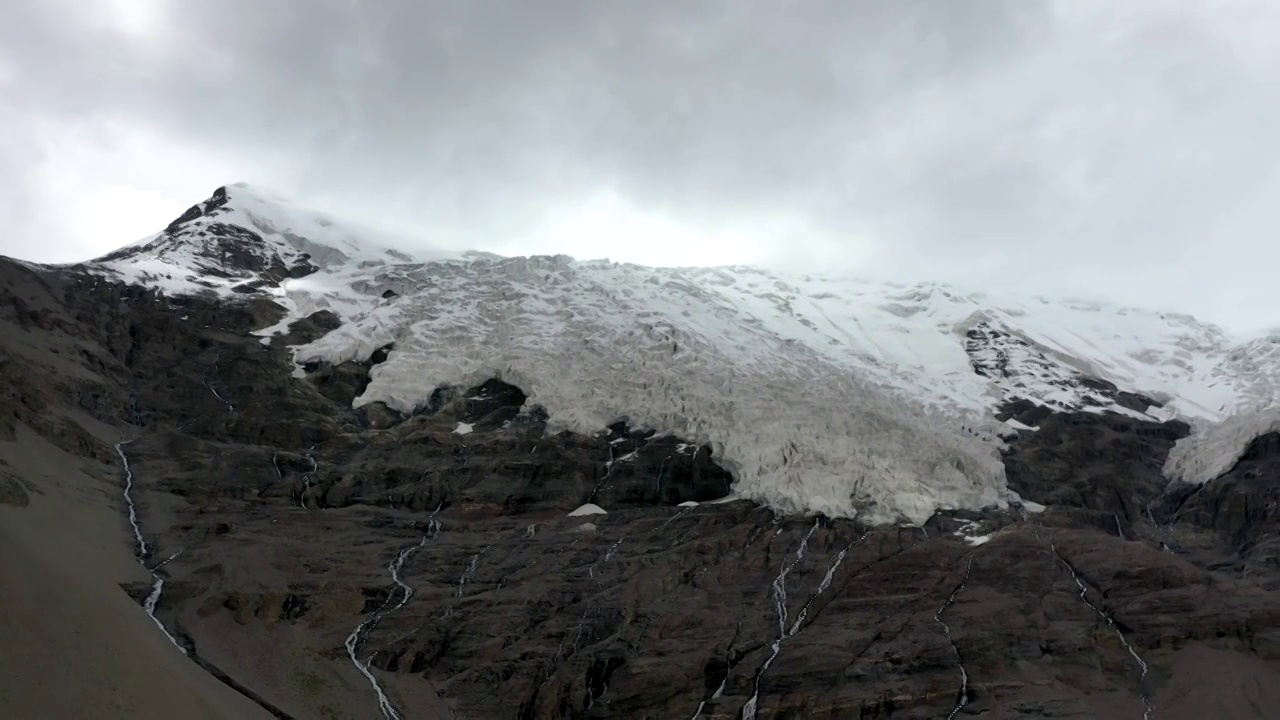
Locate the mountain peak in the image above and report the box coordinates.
[162,184,232,233]
[162,182,287,233]
[89,184,460,296]
[92,184,319,294]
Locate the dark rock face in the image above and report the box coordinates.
[584,423,734,508]
[1,256,1278,719]
[357,401,404,430]
[301,342,393,409]
[1160,432,1280,591]
[273,309,342,347]
[1002,405,1191,527]
[1181,432,1280,549]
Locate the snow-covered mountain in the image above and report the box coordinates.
[83,183,1280,523]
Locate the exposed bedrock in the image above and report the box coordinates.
[1001,403,1191,525]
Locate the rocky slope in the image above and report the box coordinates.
[1,187,1278,718]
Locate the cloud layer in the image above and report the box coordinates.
[3,0,1278,331]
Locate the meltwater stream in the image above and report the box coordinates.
[345,506,443,720]
[935,554,974,720]
[787,531,869,636]
[587,443,620,503]
[1047,532,1154,720]
[115,440,187,654]
[738,519,820,720]
[204,348,236,413]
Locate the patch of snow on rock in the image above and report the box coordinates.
[453,422,474,436]
[569,503,608,517]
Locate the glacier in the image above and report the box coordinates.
[80,184,1280,524]
[1165,407,1280,484]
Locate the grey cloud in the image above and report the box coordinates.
[2,0,1278,331]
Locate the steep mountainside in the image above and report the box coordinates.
[87,184,1278,524]
[1,184,1278,719]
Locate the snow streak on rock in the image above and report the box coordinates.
[345,505,443,720]
[114,440,187,654]
[1049,535,1152,720]
[151,548,183,570]
[569,609,591,654]
[204,348,236,413]
[345,602,404,719]
[690,677,727,720]
[788,530,868,636]
[389,539,428,609]
[935,554,974,720]
[141,550,185,646]
[587,444,618,504]
[740,519,820,720]
[691,623,741,720]
[656,505,694,532]
[116,441,149,559]
[455,547,489,598]
[604,536,625,563]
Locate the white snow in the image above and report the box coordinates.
[678,501,700,508]
[83,184,1280,521]
[953,521,994,546]
[453,422,474,436]
[708,493,742,505]
[1006,489,1047,514]
[568,503,608,517]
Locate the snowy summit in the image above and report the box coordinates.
[85,184,1280,524]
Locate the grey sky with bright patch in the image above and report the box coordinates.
[3,0,1278,332]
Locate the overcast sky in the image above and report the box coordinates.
[3,1,1278,332]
